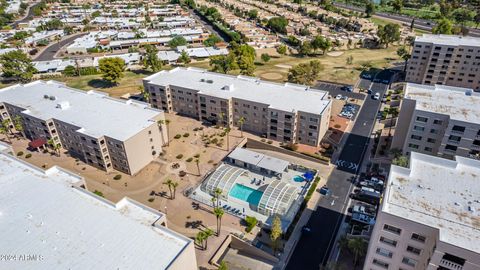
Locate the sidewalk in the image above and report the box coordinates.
[274,166,333,270]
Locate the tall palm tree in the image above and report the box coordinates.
[238,116,245,137]
[195,231,206,250]
[203,228,214,250]
[163,178,174,199]
[348,238,368,268]
[214,188,222,207]
[157,119,171,146]
[224,127,231,151]
[213,207,224,236]
[171,181,179,199]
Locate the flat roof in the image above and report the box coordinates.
[0,152,192,269]
[228,148,289,174]
[144,67,330,115]
[0,81,162,140]
[405,83,480,123]
[415,34,480,47]
[384,152,480,253]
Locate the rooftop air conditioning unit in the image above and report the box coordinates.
[49,96,56,101]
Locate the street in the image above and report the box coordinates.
[34,33,87,61]
[286,71,392,270]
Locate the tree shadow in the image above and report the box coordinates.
[185,219,204,229]
[192,201,214,214]
[87,79,116,89]
[130,69,154,75]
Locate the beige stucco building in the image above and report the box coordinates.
[406,34,480,91]
[363,152,480,270]
[392,83,480,160]
[143,67,332,147]
[0,81,168,175]
[0,142,197,270]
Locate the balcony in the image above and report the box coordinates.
[440,259,463,270]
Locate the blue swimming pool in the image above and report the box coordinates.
[293,175,305,182]
[229,184,263,206]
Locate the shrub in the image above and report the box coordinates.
[334,124,341,129]
[148,198,155,202]
[267,140,273,144]
[179,170,187,177]
[183,133,190,137]
[176,154,183,159]
[193,128,199,131]
[93,190,104,197]
[25,153,32,158]
[260,138,266,142]
[186,157,193,162]
[174,134,181,139]
[194,154,200,158]
[113,174,122,180]
[17,151,24,156]
[198,127,204,131]
[282,143,298,151]
[245,216,258,232]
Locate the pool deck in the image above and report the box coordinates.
[192,163,312,225]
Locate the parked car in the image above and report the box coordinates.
[335,94,343,100]
[319,185,330,195]
[361,73,372,79]
[341,85,353,92]
[373,92,380,100]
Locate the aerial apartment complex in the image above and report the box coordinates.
[406,34,480,91]
[143,67,332,147]
[363,152,480,270]
[392,83,480,160]
[0,81,168,175]
[0,143,197,270]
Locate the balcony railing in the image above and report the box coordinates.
[440,259,463,270]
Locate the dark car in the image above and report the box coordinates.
[341,85,354,92]
[319,185,330,195]
[361,73,372,79]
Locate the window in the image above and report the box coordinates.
[448,135,461,142]
[402,257,417,267]
[424,147,433,152]
[408,143,419,149]
[380,236,397,247]
[433,119,443,125]
[376,247,393,258]
[372,259,389,269]
[309,125,317,130]
[406,246,422,255]
[416,116,428,122]
[473,140,480,146]
[430,129,438,134]
[410,135,422,140]
[427,138,436,143]
[411,233,426,243]
[452,125,465,133]
[383,224,402,235]
[413,125,425,132]
[445,144,458,152]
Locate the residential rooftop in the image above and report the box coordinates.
[0,81,162,140]
[144,67,330,115]
[0,149,191,269]
[404,83,480,123]
[415,34,480,47]
[384,152,480,253]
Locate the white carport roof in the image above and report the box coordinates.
[228,148,289,174]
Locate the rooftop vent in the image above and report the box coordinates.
[465,89,473,96]
[206,80,213,84]
[468,206,475,212]
[56,101,70,110]
[43,94,49,99]
[49,96,56,101]
[222,84,234,91]
[200,78,205,82]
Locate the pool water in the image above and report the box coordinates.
[229,184,263,206]
[293,175,304,182]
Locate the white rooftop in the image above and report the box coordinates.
[384,152,480,253]
[144,67,330,115]
[0,152,191,269]
[415,34,480,47]
[405,83,480,123]
[0,81,162,140]
[228,148,289,174]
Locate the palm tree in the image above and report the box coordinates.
[213,207,224,236]
[195,231,206,250]
[195,158,200,175]
[163,178,174,199]
[171,181,179,199]
[238,116,245,137]
[54,143,61,157]
[2,119,13,135]
[224,127,231,151]
[0,125,11,143]
[157,119,171,146]
[348,238,368,268]
[13,116,24,138]
[203,228,214,250]
[47,138,55,154]
[387,107,399,136]
[214,188,222,207]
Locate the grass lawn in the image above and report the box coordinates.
[56,70,152,97]
[189,46,400,85]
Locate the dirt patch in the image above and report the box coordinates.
[327,51,344,57]
[260,72,284,81]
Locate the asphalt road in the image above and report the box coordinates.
[315,81,364,100]
[286,72,391,270]
[334,2,480,37]
[10,2,41,28]
[34,33,86,61]
[188,9,228,42]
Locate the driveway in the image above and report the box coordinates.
[315,81,365,100]
[34,33,86,61]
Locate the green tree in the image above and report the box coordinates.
[452,8,475,26]
[13,116,24,138]
[1,119,12,143]
[91,10,101,18]
[261,53,271,63]
[209,54,237,74]
[232,44,256,75]
[143,45,163,72]
[218,261,228,270]
[299,40,313,56]
[163,178,177,199]
[203,34,222,47]
[0,124,11,143]
[195,231,207,250]
[0,50,36,82]
[179,50,191,64]
[390,0,403,13]
[439,0,452,18]
[393,155,409,167]
[432,18,454,34]
[377,23,400,48]
[238,116,246,137]
[248,9,258,20]
[98,57,125,85]
[348,238,368,267]
[168,36,187,48]
[54,143,61,157]
[267,17,288,34]
[365,1,375,17]
[270,215,282,254]
[63,65,77,77]
[311,35,332,54]
[213,207,224,236]
[288,60,324,85]
[276,44,287,55]
[203,228,214,250]
[396,46,411,72]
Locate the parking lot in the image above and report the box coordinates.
[315,81,364,100]
[338,103,360,120]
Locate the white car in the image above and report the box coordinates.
[335,94,343,100]
[373,92,380,100]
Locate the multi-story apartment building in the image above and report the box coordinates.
[0,142,197,270]
[143,67,332,147]
[392,83,480,160]
[406,34,480,91]
[0,80,168,175]
[363,152,480,270]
